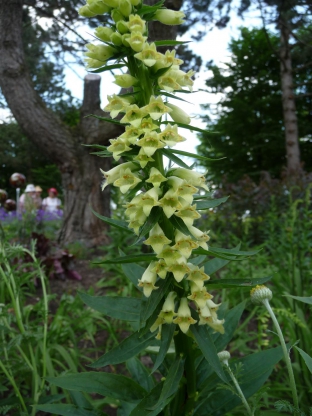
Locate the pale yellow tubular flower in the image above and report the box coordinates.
[150,291,177,338]
[79,5,98,17]
[158,72,181,92]
[95,26,114,41]
[103,0,120,7]
[157,245,186,266]
[116,20,130,34]
[113,167,142,193]
[114,74,138,88]
[120,104,147,127]
[173,298,197,334]
[158,189,183,218]
[107,137,132,161]
[111,8,124,23]
[187,281,213,309]
[85,58,107,69]
[137,131,165,157]
[167,262,190,282]
[176,182,198,205]
[118,0,132,17]
[170,167,209,191]
[152,259,168,279]
[134,43,162,67]
[119,125,143,144]
[124,201,144,221]
[166,102,191,125]
[172,230,199,259]
[85,43,117,62]
[187,225,210,250]
[198,299,225,334]
[100,162,138,190]
[175,204,201,227]
[145,167,167,188]
[87,0,111,14]
[139,188,159,216]
[144,223,172,254]
[141,96,172,120]
[154,9,185,25]
[140,117,159,133]
[128,14,146,33]
[186,263,210,288]
[153,49,184,71]
[128,31,147,52]
[104,94,134,119]
[133,149,155,168]
[175,69,195,91]
[138,262,159,297]
[110,31,123,46]
[128,217,146,234]
[158,124,186,148]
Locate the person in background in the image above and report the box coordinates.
[19,184,36,211]
[34,186,43,209]
[42,188,62,213]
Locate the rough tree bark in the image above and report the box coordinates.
[0,0,182,246]
[279,12,301,176]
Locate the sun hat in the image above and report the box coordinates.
[35,186,42,192]
[25,184,36,193]
[48,188,58,196]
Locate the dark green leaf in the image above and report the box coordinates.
[206,275,272,288]
[47,373,147,403]
[79,292,142,322]
[136,0,165,16]
[169,215,194,237]
[295,347,312,374]
[90,331,156,368]
[140,277,172,323]
[189,255,206,266]
[161,121,216,135]
[284,295,312,305]
[195,196,229,210]
[93,253,156,264]
[121,262,145,289]
[137,206,162,239]
[190,325,227,383]
[35,404,108,416]
[204,257,230,275]
[161,91,190,103]
[154,40,190,46]
[127,357,155,392]
[168,148,220,162]
[91,209,131,233]
[89,63,125,73]
[151,323,176,374]
[198,246,260,257]
[129,382,172,416]
[161,148,190,169]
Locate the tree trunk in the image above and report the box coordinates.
[0,0,120,246]
[279,13,301,176]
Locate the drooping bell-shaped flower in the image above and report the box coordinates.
[128,14,146,33]
[144,223,172,254]
[118,0,132,17]
[152,259,168,279]
[107,137,132,161]
[120,105,147,127]
[95,26,114,41]
[157,245,186,266]
[128,31,147,52]
[172,230,199,259]
[103,0,120,8]
[173,298,197,334]
[166,103,191,125]
[134,43,161,67]
[187,281,213,309]
[85,43,117,62]
[119,125,143,144]
[187,225,210,250]
[140,117,159,133]
[139,188,159,216]
[158,71,181,92]
[137,131,165,157]
[138,262,158,297]
[175,204,201,227]
[175,69,195,91]
[100,162,139,190]
[154,9,185,25]
[167,262,190,282]
[104,94,134,119]
[145,167,167,188]
[150,291,177,339]
[158,189,182,218]
[158,124,186,148]
[141,96,172,120]
[133,149,155,168]
[79,5,97,17]
[186,263,210,287]
[170,167,209,191]
[86,0,111,14]
[114,74,138,88]
[198,299,224,334]
[153,49,184,71]
[113,168,142,194]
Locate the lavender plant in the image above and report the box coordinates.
[36,1,288,415]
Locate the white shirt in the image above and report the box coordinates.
[42,197,61,213]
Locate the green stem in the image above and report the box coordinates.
[0,359,28,414]
[226,364,253,416]
[263,299,299,409]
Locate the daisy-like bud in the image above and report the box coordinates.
[79,5,97,17]
[100,162,138,190]
[116,20,130,34]
[186,263,210,288]
[107,137,131,161]
[133,150,155,168]
[114,74,138,88]
[166,103,191,125]
[154,9,185,25]
[137,131,165,157]
[158,71,181,92]
[175,204,201,227]
[120,104,147,127]
[145,167,167,188]
[128,31,147,52]
[152,259,168,279]
[104,94,134,119]
[167,262,190,282]
[250,285,273,304]
[95,26,114,41]
[158,124,186,148]
[218,351,231,366]
[172,230,198,259]
[173,298,197,334]
[157,245,186,266]
[111,8,124,22]
[153,50,184,71]
[114,168,142,194]
[170,168,209,191]
[128,14,146,33]
[144,223,171,254]
[138,262,158,297]
[87,0,111,14]
[158,189,183,218]
[187,225,210,250]
[187,281,213,308]
[85,43,117,62]
[141,96,172,120]
[140,117,159,133]
[134,43,162,67]
[118,0,132,17]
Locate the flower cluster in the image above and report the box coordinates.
[80,0,224,338]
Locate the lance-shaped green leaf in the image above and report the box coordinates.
[295,347,312,374]
[94,253,156,265]
[137,0,165,16]
[127,357,155,392]
[195,196,229,210]
[140,277,172,323]
[90,330,157,368]
[47,373,147,403]
[169,215,194,238]
[89,63,125,73]
[284,295,312,305]
[91,209,131,233]
[161,91,190,103]
[137,206,162,240]
[161,120,216,135]
[79,292,142,322]
[148,356,185,410]
[129,382,171,416]
[206,275,272,288]
[190,324,227,383]
[154,40,190,46]
[166,148,220,162]
[203,257,230,275]
[195,246,260,257]
[189,255,206,266]
[161,148,190,169]
[85,114,124,126]
[121,262,145,289]
[35,404,108,416]
[151,323,176,374]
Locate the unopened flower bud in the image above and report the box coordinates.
[250,285,273,304]
[118,0,132,17]
[87,0,111,14]
[218,351,231,366]
[78,5,97,17]
[114,74,138,88]
[154,9,185,25]
[166,103,191,125]
[95,26,114,41]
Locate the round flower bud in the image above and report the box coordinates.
[250,285,273,304]
[217,350,231,366]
